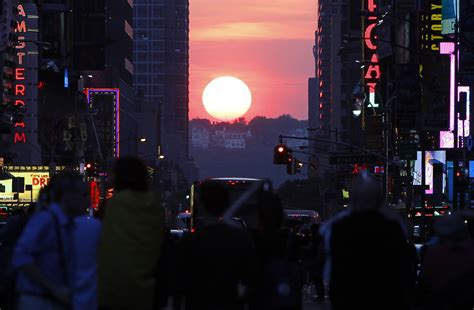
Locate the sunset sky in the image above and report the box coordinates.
[189,0,316,121]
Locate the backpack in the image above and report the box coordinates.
[261,231,303,309]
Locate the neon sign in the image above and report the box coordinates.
[364,0,380,109]
[13,4,28,144]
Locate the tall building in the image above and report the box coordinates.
[309,0,364,172]
[35,0,136,167]
[133,0,190,168]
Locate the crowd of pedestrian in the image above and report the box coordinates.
[0,157,473,310]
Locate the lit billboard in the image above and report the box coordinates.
[0,166,64,203]
[413,151,446,194]
[441,0,459,35]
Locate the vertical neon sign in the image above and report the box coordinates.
[13,5,27,144]
[364,0,381,109]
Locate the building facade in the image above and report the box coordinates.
[133,0,190,167]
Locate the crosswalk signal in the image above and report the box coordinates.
[274,144,290,165]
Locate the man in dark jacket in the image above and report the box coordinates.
[173,181,257,310]
[321,173,415,310]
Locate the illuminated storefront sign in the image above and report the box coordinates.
[0,166,65,202]
[363,0,381,109]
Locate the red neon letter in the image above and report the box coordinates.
[15,100,25,107]
[15,68,25,80]
[15,84,25,96]
[15,21,26,33]
[365,64,381,79]
[14,132,27,143]
[17,5,26,17]
[368,0,377,12]
[370,53,379,63]
[14,122,25,128]
[364,23,377,50]
[366,82,377,93]
[15,37,25,49]
[17,52,25,65]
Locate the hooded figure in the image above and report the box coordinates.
[320,172,414,310]
[98,157,164,310]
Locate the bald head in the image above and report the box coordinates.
[349,172,384,212]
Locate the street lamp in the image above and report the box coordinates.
[139,137,147,143]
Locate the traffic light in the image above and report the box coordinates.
[85,162,96,177]
[455,168,469,192]
[286,156,303,175]
[273,144,290,165]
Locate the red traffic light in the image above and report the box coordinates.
[274,144,290,165]
[86,163,92,169]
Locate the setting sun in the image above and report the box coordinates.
[202,76,252,121]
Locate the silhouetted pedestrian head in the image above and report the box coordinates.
[49,170,89,216]
[349,172,384,211]
[198,180,229,217]
[34,185,51,213]
[257,192,284,232]
[112,157,149,192]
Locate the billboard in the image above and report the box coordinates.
[441,0,459,35]
[413,151,446,194]
[0,166,65,203]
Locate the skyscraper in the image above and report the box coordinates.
[134,0,190,168]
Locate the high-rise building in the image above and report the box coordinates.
[309,0,364,171]
[133,0,190,168]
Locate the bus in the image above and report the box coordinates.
[190,177,272,230]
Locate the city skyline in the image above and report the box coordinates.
[189,0,315,121]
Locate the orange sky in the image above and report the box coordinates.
[189,0,316,121]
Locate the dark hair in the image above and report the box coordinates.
[198,180,229,217]
[113,157,149,192]
[257,192,284,232]
[49,170,84,203]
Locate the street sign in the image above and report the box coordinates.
[329,153,377,165]
[399,142,418,160]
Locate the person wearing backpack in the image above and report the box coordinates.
[251,192,303,310]
[12,171,99,310]
[0,186,50,310]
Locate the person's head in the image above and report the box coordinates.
[34,185,51,213]
[349,172,384,212]
[257,192,284,232]
[198,180,229,217]
[112,157,149,192]
[49,171,89,217]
